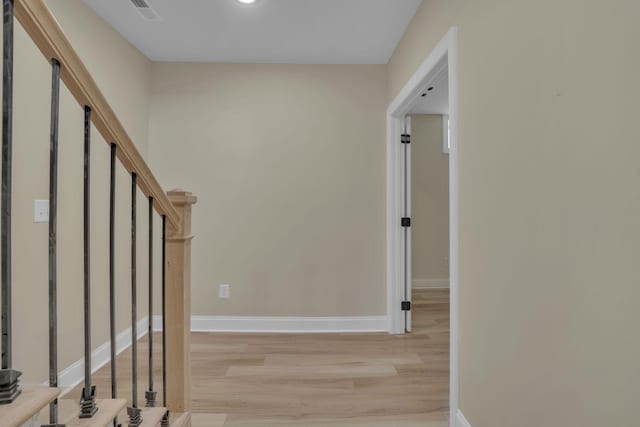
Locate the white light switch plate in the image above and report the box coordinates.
[34,200,49,223]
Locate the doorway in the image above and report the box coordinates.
[404,64,450,332]
[386,28,458,426]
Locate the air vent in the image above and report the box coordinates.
[129,0,161,21]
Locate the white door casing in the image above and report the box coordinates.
[402,115,412,332]
[385,27,459,426]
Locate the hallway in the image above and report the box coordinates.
[65,289,449,426]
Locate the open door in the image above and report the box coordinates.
[402,116,412,332]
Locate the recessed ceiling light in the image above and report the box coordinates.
[236,0,257,4]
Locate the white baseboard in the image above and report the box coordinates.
[413,278,450,289]
[52,317,149,396]
[152,315,163,332]
[186,315,388,333]
[456,410,472,427]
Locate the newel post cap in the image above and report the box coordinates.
[166,189,197,239]
[167,189,198,206]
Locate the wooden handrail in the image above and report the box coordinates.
[14,0,180,228]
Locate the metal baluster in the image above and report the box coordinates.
[127,173,142,426]
[0,0,21,405]
[109,143,118,427]
[160,215,169,427]
[79,106,97,418]
[145,198,156,407]
[43,58,64,427]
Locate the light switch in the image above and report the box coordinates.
[34,200,49,223]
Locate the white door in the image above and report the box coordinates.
[402,116,412,332]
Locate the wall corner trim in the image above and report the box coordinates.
[456,410,472,427]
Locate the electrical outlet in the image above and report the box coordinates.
[219,284,230,299]
[34,200,49,223]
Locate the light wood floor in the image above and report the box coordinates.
[67,288,449,427]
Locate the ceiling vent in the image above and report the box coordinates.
[129,0,161,21]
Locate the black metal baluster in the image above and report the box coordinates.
[160,215,169,427]
[0,0,21,405]
[128,173,142,426]
[79,106,97,418]
[43,58,64,427]
[109,143,118,427]
[145,197,156,407]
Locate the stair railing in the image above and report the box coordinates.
[0,1,197,426]
[109,143,118,427]
[46,55,61,427]
[0,0,21,406]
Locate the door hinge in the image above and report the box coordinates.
[401,217,411,227]
[401,134,411,144]
[401,301,411,311]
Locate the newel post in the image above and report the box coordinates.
[165,189,197,414]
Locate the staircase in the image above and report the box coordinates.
[47,400,176,427]
[51,399,127,427]
[0,387,59,427]
[0,0,196,426]
[0,389,192,427]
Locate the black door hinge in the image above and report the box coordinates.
[401,301,411,311]
[401,134,411,144]
[401,217,411,227]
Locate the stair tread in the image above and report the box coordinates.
[113,405,169,427]
[0,386,60,427]
[128,406,167,427]
[58,398,127,427]
[170,412,191,427]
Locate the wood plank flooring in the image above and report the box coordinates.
[67,288,449,426]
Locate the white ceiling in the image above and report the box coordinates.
[408,68,448,115]
[82,0,423,64]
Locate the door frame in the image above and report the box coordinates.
[385,27,459,425]
[402,115,412,333]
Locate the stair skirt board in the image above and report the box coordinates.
[45,317,150,396]
[151,315,388,333]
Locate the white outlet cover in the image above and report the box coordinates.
[34,200,49,223]
[219,284,230,299]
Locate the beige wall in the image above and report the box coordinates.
[148,63,387,317]
[5,0,157,385]
[410,115,449,288]
[391,0,640,426]
[46,0,153,156]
